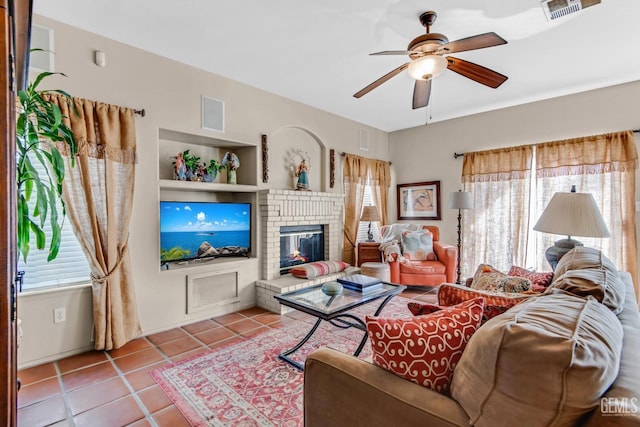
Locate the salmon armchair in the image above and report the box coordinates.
[380,224,457,286]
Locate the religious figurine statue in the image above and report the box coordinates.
[295,159,310,190]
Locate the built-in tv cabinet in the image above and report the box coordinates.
[157,128,259,272]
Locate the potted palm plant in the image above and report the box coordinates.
[16,71,78,262]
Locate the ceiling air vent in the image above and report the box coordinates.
[541,0,601,21]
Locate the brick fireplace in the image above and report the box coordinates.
[256,189,355,313]
[258,189,344,280]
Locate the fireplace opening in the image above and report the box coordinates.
[280,225,325,274]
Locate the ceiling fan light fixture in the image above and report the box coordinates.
[407,55,447,80]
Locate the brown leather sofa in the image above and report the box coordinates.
[304,248,640,427]
[380,224,457,286]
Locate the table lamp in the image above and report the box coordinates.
[533,185,610,270]
[447,190,473,284]
[360,206,381,242]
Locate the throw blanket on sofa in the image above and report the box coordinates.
[380,223,421,262]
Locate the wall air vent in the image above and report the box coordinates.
[541,0,601,21]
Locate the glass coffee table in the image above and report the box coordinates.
[274,281,405,370]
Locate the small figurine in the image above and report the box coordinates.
[295,159,310,190]
[175,152,186,181]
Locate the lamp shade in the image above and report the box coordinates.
[407,55,448,80]
[533,192,610,238]
[447,191,473,210]
[360,206,381,222]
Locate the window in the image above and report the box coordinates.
[461,131,637,281]
[17,160,91,292]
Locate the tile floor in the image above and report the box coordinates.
[17,287,437,427]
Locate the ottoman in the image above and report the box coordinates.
[360,262,391,282]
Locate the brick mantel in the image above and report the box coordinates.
[258,189,345,280]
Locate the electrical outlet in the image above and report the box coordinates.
[54,307,66,323]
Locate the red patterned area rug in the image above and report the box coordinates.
[151,297,412,427]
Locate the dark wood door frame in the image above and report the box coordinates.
[1,0,31,424]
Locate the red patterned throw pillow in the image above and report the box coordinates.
[366,298,485,395]
[289,260,349,279]
[508,265,554,292]
[409,298,515,324]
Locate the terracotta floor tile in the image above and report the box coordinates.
[137,385,173,413]
[151,405,191,427]
[240,325,270,338]
[253,312,283,325]
[108,337,152,359]
[73,395,144,427]
[239,306,270,317]
[67,377,130,415]
[113,348,165,373]
[18,377,61,409]
[181,319,218,335]
[146,328,188,345]
[269,319,296,329]
[57,351,108,374]
[17,396,67,427]
[157,335,205,357]
[212,312,246,325]
[128,418,153,427]
[193,326,235,345]
[125,362,167,392]
[61,361,118,392]
[225,318,264,334]
[18,362,57,386]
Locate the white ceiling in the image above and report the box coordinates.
[33,0,640,132]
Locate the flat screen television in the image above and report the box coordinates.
[160,201,251,263]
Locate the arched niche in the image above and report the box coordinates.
[271,126,328,192]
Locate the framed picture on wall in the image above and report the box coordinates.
[397,181,441,220]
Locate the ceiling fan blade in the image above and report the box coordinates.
[353,63,409,98]
[370,50,421,56]
[439,32,507,54]
[446,56,508,88]
[412,79,432,109]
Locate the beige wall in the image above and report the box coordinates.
[18,15,389,368]
[389,80,640,280]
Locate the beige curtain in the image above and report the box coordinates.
[342,155,390,265]
[369,159,391,225]
[536,131,638,292]
[462,145,533,275]
[44,94,141,350]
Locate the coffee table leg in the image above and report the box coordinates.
[278,317,322,371]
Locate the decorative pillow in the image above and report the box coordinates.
[366,297,484,395]
[508,265,553,292]
[470,264,531,293]
[289,260,349,279]
[416,289,521,324]
[400,230,436,261]
[495,276,531,293]
[406,301,441,316]
[470,264,504,291]
[451,293,623,427]
[438,283,529,323]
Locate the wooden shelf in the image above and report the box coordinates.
[159,179,258,193]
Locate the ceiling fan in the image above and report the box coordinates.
[354,11,509,109]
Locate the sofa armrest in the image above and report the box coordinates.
[304,348,469,427]
[434,242,458,284]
